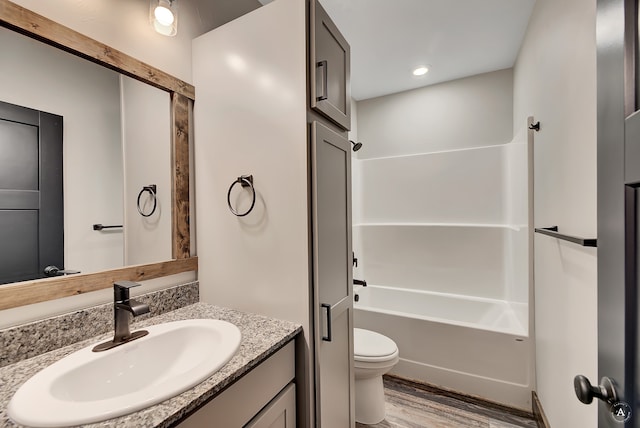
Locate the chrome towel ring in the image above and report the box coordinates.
[227,175,256,217]
[137,184,157,217]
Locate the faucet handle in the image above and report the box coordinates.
[114,280,141,301]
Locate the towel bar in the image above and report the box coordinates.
[534,226,597,247]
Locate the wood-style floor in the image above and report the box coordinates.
[356,376,538,428]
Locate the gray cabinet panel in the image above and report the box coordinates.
[245,383,296,428]
[317,308,353,428]
[311,120,354,428]
[316,135,349,305]
[626,109,640,183]
[310,0,351,131]
[178,342,295,428]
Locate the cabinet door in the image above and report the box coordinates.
[311,121,354,428]
[245,384,296,428]
[310,0,351,131]
[178,343,295,428]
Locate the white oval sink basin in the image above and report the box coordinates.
[8,319,241,427]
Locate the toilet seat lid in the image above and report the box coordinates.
[354,328,398,359]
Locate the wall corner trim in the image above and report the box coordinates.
[532,391,551,428]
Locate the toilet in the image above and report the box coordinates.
[353,328,399,425]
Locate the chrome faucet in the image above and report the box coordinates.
[93,281,150,352]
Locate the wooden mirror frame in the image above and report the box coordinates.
[0,0,197,310]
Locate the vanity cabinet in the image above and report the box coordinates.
[178,342,295,428]
[310,0,351,131]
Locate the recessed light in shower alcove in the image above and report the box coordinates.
[412,66,430,76]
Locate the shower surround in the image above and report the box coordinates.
[350,70,533,409]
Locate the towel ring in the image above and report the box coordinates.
[137,184,157,217]
[227,175,256,217]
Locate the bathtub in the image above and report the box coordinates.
[354,285,533,410]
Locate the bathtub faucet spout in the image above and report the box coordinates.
[354,279,367,287]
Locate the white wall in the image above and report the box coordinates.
[359,225,508,298]
[1,0,263,328]
[193,0,308,334]
[356,68,513,158]
[352,67,531,407]
[503,130,530,305]
[9,0,190,83]
[0,25,195,329]
[0,27,124,274]
[358,147,507,225]
[350,99,365,280]
[120,75,172,266]
[513,0,598,426]
[353,70,527,302]
[192,0,310,423]
[9,0,260,84]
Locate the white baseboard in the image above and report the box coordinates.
[391,357,532,411]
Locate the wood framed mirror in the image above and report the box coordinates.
[0,0,197,310]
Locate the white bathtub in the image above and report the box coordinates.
[354,285,533,410]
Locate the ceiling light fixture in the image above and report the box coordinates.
[150,0,178,37]
[412,66,429,76]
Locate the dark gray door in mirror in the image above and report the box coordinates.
[0,101,63,284]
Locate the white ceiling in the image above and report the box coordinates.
[318,0,536,100]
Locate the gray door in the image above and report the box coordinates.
[311,121,354,428]
[0,101,63,284]
[594,0,640,426]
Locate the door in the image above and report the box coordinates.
[309,0,351,131]
[0,101,63,284]
[311,120,354,428]
[595,0,640,426]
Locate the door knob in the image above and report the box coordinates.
[574,375,618,405]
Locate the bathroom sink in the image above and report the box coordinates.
[8,319,242,427]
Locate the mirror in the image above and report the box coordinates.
[0,26,172,283]
[0,0,195,310]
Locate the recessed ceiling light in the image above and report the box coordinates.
[412,66,429,76]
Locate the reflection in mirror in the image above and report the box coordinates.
[0,26,171,284]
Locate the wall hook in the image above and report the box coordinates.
[529,121,541,132]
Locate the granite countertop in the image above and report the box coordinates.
[0,303,302,428]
